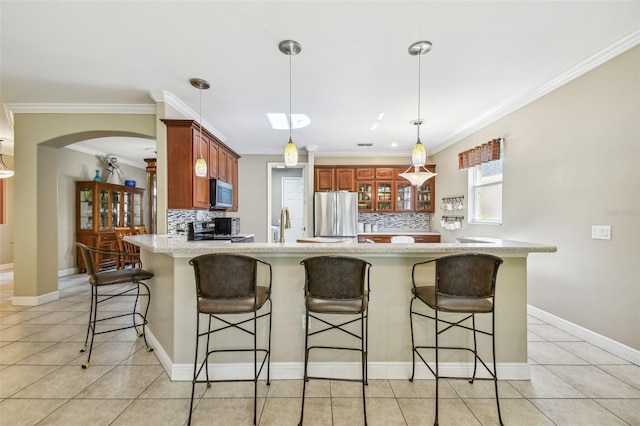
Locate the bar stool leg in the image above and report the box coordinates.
[298,312,310,426]
[492,314,504,425]
[409,298,417,382]
[469,314,478,383]
[361,311,368,426]
[188,313,201,425]
[434,309,439,426]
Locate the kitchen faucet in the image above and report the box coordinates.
[279,206,291,243]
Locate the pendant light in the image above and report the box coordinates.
[0,141,14,179]
[399,41,437,187]
[190,77,210,177]
[279,40,301,167]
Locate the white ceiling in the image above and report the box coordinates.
[1,1,638,165]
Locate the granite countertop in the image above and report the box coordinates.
[126,234,557,258]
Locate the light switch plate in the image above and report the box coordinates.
[592,225,611,240]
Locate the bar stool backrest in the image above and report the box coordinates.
[302,256,369,300]
[190,254,258,299]
[435,253,503,299]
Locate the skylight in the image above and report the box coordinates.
[266,113,310,130]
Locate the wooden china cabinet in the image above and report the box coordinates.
[76,181,145,271]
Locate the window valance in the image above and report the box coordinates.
[458,138,503,170]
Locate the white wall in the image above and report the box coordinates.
[432,46,639,350]
[0,154,14,266]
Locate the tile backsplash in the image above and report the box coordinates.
[358,213,430,231]
[167,209,224,235]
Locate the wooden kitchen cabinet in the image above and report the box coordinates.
[76,181,144,271]
[357,234,441,243]
[314,167,355,191]
[162,119,240,210]
[355,168,375,180]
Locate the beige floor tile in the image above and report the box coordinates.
[24,300,82,312]
[595,398,640,425]
[0,299,29,312]
[465,398,554,425]
[0,323,51,341]
[527,315,546,325]
[363,397,407,426]
[38,398,133,425]
[0,310,48,324]
[546,365,640,399]
[0,364,59,398]
[266,378,302,397]
[0,398,67,426]
[16,342,87,365]
[331,397,367,426]
[446,378,522,399]
[0,341,55,364]
[388,378,457,398]
[527,330,547,342]
[139,372,207,399]
[13,365,112,399]
[76,364,164,399]
[555,341,630,364]
[22,310,85,325]
[20,324,87,342]
[189,397,265,425]
[597,364,640,389]
[398,397,481,426]
[331,379,394,398]
[202,380,269,398]
[77,340,143,366]
[527,324,581,341]
[120,344,160,365]
[530,399,629,425]
[260,397,304,425]
[508,365,586,399]
[111,398,193,425]
[527,341,590,365]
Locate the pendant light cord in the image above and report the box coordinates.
[417,47,421,142]
[289,50,293,140]
[199,86,203,156]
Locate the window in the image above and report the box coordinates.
[468,154,503,224]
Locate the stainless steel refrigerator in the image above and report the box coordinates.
[314,191,358,241]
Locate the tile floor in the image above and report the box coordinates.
[0,270,638,425]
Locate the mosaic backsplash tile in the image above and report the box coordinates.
[167,209,225,235]
[358,213,431,231]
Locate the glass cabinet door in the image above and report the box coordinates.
[99,189,109,229]
[133,193,143,226]
[79,188,93,230]
[395,182,413,211]
[112,190,121,228]
[376,181,393,211]
[123,191,132,227]
[357,182,373,211]
[416,182,433,212]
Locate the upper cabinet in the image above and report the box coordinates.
[314,166,355,192]
[316,164,436,213]
[162,119,240,210]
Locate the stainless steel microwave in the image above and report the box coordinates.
[210,179,233,209]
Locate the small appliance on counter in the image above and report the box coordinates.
[214,217,240,236]
[188,221,250,243]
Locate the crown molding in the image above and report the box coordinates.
[431,29,640,154]
[148,90,227,143]
[4,103,156,114]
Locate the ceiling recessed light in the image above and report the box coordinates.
[266,113,310,130]
[377,113,385,121]
[391,142,397,147]
[370,123,379,131]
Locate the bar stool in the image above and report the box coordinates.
[299,255,371,426]
[75,242,153,369]
[409,253,504,426]
[188,254,273,426]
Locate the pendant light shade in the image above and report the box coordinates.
[0,142,13,179]
[190,78,210,178]
[279,40,301,167]
[400,41,437,187]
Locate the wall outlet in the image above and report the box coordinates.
[592,225,611,240]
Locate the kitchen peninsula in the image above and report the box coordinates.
[126,235,556,382]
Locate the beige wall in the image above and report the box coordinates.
[13,113,156,299]
[432,46,639,350]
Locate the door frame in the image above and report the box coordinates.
[267,162,309,243]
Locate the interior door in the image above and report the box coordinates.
[282,177,305,242]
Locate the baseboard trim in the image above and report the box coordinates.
[12,291,60,306]
[527,304,640,366]
[58,267,78,277]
